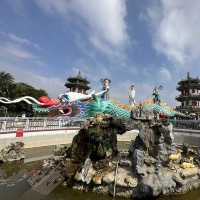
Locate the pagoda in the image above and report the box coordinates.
[65,71,90,94]
[176,72,200,118]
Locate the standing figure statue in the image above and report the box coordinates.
[101,78,111,100]
[152,85,163,104]
[128,84,136,107]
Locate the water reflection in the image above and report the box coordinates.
[47,186,200,200]
[158,189,200,200]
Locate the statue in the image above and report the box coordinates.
[152,85,162,104]
[128,84,136,107]
[101,78,111,100]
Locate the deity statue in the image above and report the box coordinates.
[128,84,136,107]
[152,85,163,104]
[101,78,111,100]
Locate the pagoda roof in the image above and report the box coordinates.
[65,71,90,90]
[177,72,200,85]
[176,95,200,102]
[67,71,90,84]
[65,82,90,90]
[177,83,200,91]
[177,78,200,85]
[177,72,200,91]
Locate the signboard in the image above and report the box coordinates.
[16,128,24,137]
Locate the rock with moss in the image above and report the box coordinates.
[0,142,25,162]
[70,115,133,162]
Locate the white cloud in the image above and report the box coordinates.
[0,42,35,60]
[0,63,64,98]
[0,39,62,98]
[71,62,111,85]
[147,0,200,65]
[8,33,41,50]
[0,32,41,50]
[159,67,172,82]
[0,32,44,65]
[15,71,64,98]
[0,32,57,97]
[34,0,129,54]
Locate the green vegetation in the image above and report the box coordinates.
[0,71,48,117]
[0,71,15,97]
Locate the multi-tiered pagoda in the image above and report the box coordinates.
[176,72,200,118]
[65,71,90,94]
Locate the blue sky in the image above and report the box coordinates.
[1,0,200,106]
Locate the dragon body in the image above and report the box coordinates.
[0,91,183,119]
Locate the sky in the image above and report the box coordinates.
[1,0,200,106]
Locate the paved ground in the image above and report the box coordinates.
[0,129,139,149]
[0,129,139,162]
[0,129,79,149]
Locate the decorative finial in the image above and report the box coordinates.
[187,72,190,79]
[77,70,81,77]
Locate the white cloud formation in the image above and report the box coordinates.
[0,32,44,65]
[34,0,129,54]
[0,63,64,98]
[70,59,113,95]
[0,32,58,97]
[147,0,200,65]
[0,31,41,50]
[14,70,64,98]
[159,67,172,82]
[0,42,35,60]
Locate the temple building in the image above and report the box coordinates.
[65,71,90,94]
[176,72,200,118]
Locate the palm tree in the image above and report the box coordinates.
[0,71,15,97]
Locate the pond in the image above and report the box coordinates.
[47,185,200,200]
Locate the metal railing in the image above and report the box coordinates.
[0,117,84,133]
[172,119,200,130]
[1,117,200,133]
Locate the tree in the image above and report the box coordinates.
[8,82,48,116]
[0,71,14,97]
[0,71,49,116]
[14,82,48,98]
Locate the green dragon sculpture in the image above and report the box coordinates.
[85,96,183,119]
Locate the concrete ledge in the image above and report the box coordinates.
[174,129,200,146]
[173,128,200,134]
[117,130,139,141]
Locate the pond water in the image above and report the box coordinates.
[1,156,200,200]
[1,171,200,200]
[47,186,200,200]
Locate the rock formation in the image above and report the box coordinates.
[0,142,25,163]
[4,114,199,199]
[64,115,200,198]
[69,115,134,162]
[130,119,200,198]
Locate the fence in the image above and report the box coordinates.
[172,119,200,130]
[1,117,200,133]
[0,117,84,133]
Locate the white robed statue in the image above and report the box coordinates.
[128,85,136,107]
